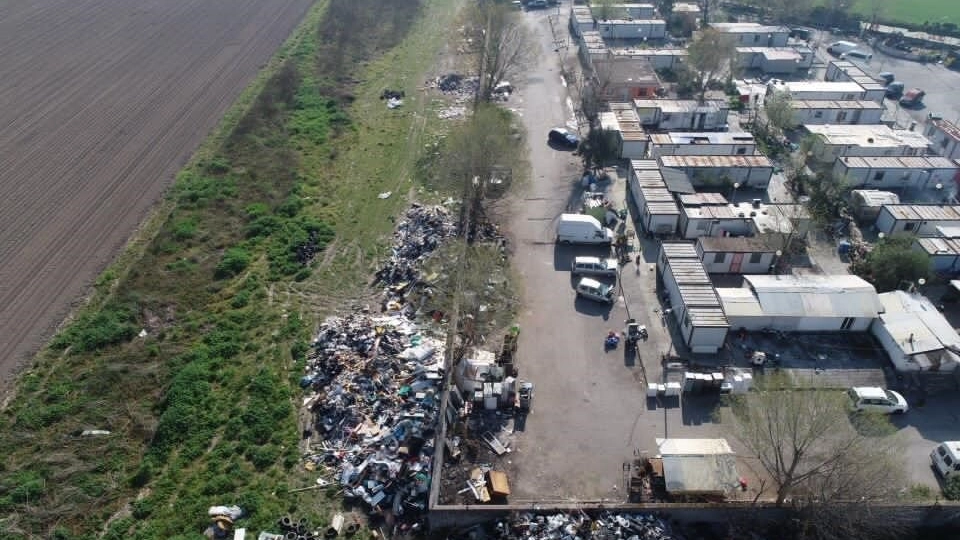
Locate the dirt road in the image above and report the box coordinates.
[0,0,312,388]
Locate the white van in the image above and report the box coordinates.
[556,214,614,245]
[827,40,858,56]
[931,441,960,478]
[575,277,616,304]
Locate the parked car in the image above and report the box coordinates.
[899,88,926,108]
[526,0,548,9]
[931,441,960,478]
[571,256,619,277]
[827,40,858,56]
[878,71,895,85]
[885,81,905,99]
[575,277,616,304]
[548,127,579,148]
[847,386,908,414]
[840,50,873,61]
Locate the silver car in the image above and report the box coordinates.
[575,277,616,304]
[571,256,619,277]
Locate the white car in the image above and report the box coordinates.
[575,277,616,304]
[571,256,619,277]
[847,387,908,414]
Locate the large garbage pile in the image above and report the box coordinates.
[302,313,445,523]
[375,204,458,309]
[454,512,684,540]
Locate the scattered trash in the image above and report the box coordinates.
[380,89,405,100]
[79,429,111,437]
[387,97,403,109]
[271,516,316,540]
[437,105,467,120]
[374,203,458,308]
[302,313,443,523]
[204,505,245,539]
[448,512,682,540]
[377,191,392,199]
[138,328,148,338]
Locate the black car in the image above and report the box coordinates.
[548,127,579,148]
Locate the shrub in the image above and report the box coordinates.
[215,247,251,279]
[172,218,198,241]
[944,474,960,500]
[50,302,138,353]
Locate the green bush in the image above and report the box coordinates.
[171,218,198,241]
[246,444,282,470]
[944,474,960,500]
[50,302,138,353]
[215,247,251,279]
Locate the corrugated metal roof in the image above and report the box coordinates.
[631,159,660,171]
[633,99,725,114]
[686,306,730,327]
[711,22,787,33]
[839,156,959,170]
[661,242,699,260]
[667,259,712,284]
[639,186,675,202]
[778,80,864,93]
[659,155,772,168]
[660,454,738,495]
[877,291,960,355]
[634,171,667,187]
[684,205,741,219]
[915,237,960,256]
[931,118,960,142]
[743,274,882,318]
[647,201,681,214]
[678,284,721,308]
[882,205,960,221]
[697,236,774,253]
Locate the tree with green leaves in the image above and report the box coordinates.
[578,128,620,174]
[686,28,736,103]
[655,0,675,18]
[764,91,796,134]
[852,235,931,293]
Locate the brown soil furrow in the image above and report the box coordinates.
[0,0,314,381]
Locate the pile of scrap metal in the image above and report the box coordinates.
[301,313,444,523]
[375,204,458,311]
[453,512,681,540]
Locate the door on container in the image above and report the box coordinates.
[730,252,744,273]
[695,113,706,130]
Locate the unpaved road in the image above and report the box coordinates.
[0,0,313,389]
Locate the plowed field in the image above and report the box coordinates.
[0,0,313,386]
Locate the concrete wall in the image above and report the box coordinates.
[700,250,774,274]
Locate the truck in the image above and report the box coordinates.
[556,213,614,245]
[899,88,926,108]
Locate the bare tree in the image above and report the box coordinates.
[864,0,886,30]
[686,28,736,103]
[591,0,626,21]
[727,373,906,507]
[464,2,537,103]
